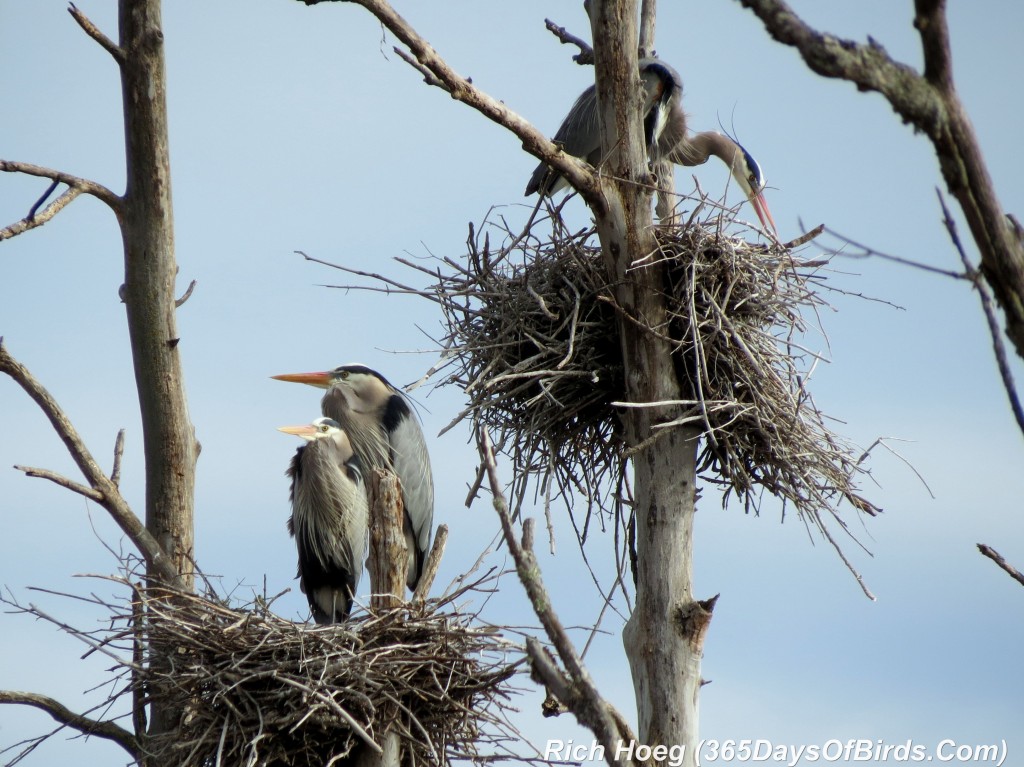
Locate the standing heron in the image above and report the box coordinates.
[525,58,777,235]
[280,417,368,624]
[272,364,434,592]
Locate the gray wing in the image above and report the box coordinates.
[387,412,434,590]
[525,84,601,196]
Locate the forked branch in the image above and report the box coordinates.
[0,161,121,242]
[737,0,1024,361]
[0,339,181,586]
[0,690,139,759]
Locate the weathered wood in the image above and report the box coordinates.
[118,0,197,592]
[589,2,707,764]
[117,2,197,753]
[360,469,407,767]
[367,469,408,610]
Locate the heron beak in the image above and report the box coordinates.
[271,370,334,389]
[749,190,778,238]
[277,424,318,439]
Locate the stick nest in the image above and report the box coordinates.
[119,584,518,766]
[429,210,879,537]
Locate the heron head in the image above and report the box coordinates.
[273,363,395,413]
[730,141,777,236]
[278,416,344,442]
[278,416,355,456]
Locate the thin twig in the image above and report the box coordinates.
[175,279,198,308]
[0,187,84,241]
[68,3,126,64]
[12,465,104,502]
[543,19,594,64]
[977,544,1024,588]
[937,191,1024,438]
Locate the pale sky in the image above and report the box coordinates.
[2,2,1022,765]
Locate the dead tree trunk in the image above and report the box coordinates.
[589,2,708,763]
[356,470,408,767]
[118,0,197,748]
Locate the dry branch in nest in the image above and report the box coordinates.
[4,577,521,767]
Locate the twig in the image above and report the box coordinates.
[0,187,84,241]
[543,19,594,64]
[27,179,60,219]
[0,690,139,758]
[977,544,1024,588]
[937,191,1024,438]
[68,3,126,64]
[12,465,104,502]
[0,338,181,586]
[111,429,126,487]
[412,523,448,603]
[175,279,198,308]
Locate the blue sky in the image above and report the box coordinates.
[2,1,1022,764]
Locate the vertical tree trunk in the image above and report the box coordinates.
[118,0,197,591]
[589,2,707,764]
[356,470,406,767]
[117,0,197,749]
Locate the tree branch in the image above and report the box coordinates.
[0,187,84,241]
[0,160,121,212]
[937,192,1024,437]
[298,0,602,208]
[68,3,126,65]
[0,338,182,586]
[544,19,594,64]
[736,0,1024,363]
[914,0,952,92]
[0,690,139,759]
[977,544,1024,589]
[111,428,126,487]
[13,465,104,502]
[479,431,637,767]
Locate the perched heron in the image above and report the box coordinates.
[272,364,434,592]
[279,417,368,624]
[525,58,777,235]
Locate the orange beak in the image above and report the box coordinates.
[271,370,334,389]
[277,423,318,438]
[749,190,778,238]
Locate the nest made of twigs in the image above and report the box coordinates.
[130,586,519,767]
[432,207,878,539]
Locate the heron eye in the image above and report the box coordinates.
[319,424,328,433]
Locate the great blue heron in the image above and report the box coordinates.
[525,58,777,234]
[272,364,434,592]
[279,417,367,624]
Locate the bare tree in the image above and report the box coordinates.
[1,0,195,762]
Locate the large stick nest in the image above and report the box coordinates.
[148,590,518,766]
[426,209,879,540]
[19,578,522,767]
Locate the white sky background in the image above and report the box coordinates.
[2,1,1023,764]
